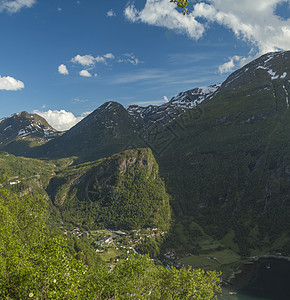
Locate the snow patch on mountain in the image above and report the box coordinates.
[127,84,221,126]
[281,72,287,79]
[4,125,12,131]
[283,85,289,109]
[256,52,289,80]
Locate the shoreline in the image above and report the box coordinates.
[248,254,290,262]
[226,254,290,284]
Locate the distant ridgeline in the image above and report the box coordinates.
[1,50,290,256]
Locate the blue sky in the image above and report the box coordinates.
[0,0,290,130]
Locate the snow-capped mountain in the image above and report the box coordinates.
[2,50,290,162]
[0,111,59,146]
[222,51,289,91]
[127,84,220,126]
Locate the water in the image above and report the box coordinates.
[220,258,290,300]
[221,289,269,300]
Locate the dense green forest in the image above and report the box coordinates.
[49,148,172,231]
[0,174,222,299]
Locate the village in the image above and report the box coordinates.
[64,226,181,268]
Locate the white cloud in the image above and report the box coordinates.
[33,109,83,131]
[118,53,143,65]
[71,54,95,67]
[95,56,107,64]
[126,1,290,54]
[106,9,116,17]
[104,53,115,59]
[124,53,142,65]
[0,0,36,13]
[192,0,290,54]
[71,53,113,67]
[164,96,169,102]
[70,52,142,76]
[0,75,24,91]
[218,55,241,74]
[125,0,290,73]
[81,111,92,117]
[79,69,92,77]
[58,64,69,75]
[124,0,205,40]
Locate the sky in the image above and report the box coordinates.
[0,0,290,130]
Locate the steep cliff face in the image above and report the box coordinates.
[48,148,172,230]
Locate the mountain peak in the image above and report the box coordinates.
[0,111,58,147]
[127,84,220,125]
[222,50,290,90]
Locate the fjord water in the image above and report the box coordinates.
[221,258,290,300]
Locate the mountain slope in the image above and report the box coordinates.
[0,111,58,144]
[127,84,220,126]
[2,50,290,256]
[30,84,220,161]
[40,101,140,161]
[0,111,61,156]
[47,148,172,230]
[155,50,290,255]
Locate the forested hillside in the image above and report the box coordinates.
[0,174,222,299]
[48,148,172,230]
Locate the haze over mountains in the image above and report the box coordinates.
[1,50,290,257]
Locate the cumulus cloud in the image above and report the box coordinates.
[192,0,290,54]
[106,9,116,17]
[95,56,107,64]
[104,53,115,59]
[124,0,205,40]
[0,0,36,13]
[71,54,96,67]
[71,53,114,67]
[218,55,241,74]
[126,0,290,54]
[79,69,92,77]
[71,52,141,72]
[0,75,24,91]
[33,109,83,131]
[125,0,290,73]
[58,64,69,75]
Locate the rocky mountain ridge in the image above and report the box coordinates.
[126,84,220,126]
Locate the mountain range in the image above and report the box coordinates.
[1,50,290,257]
